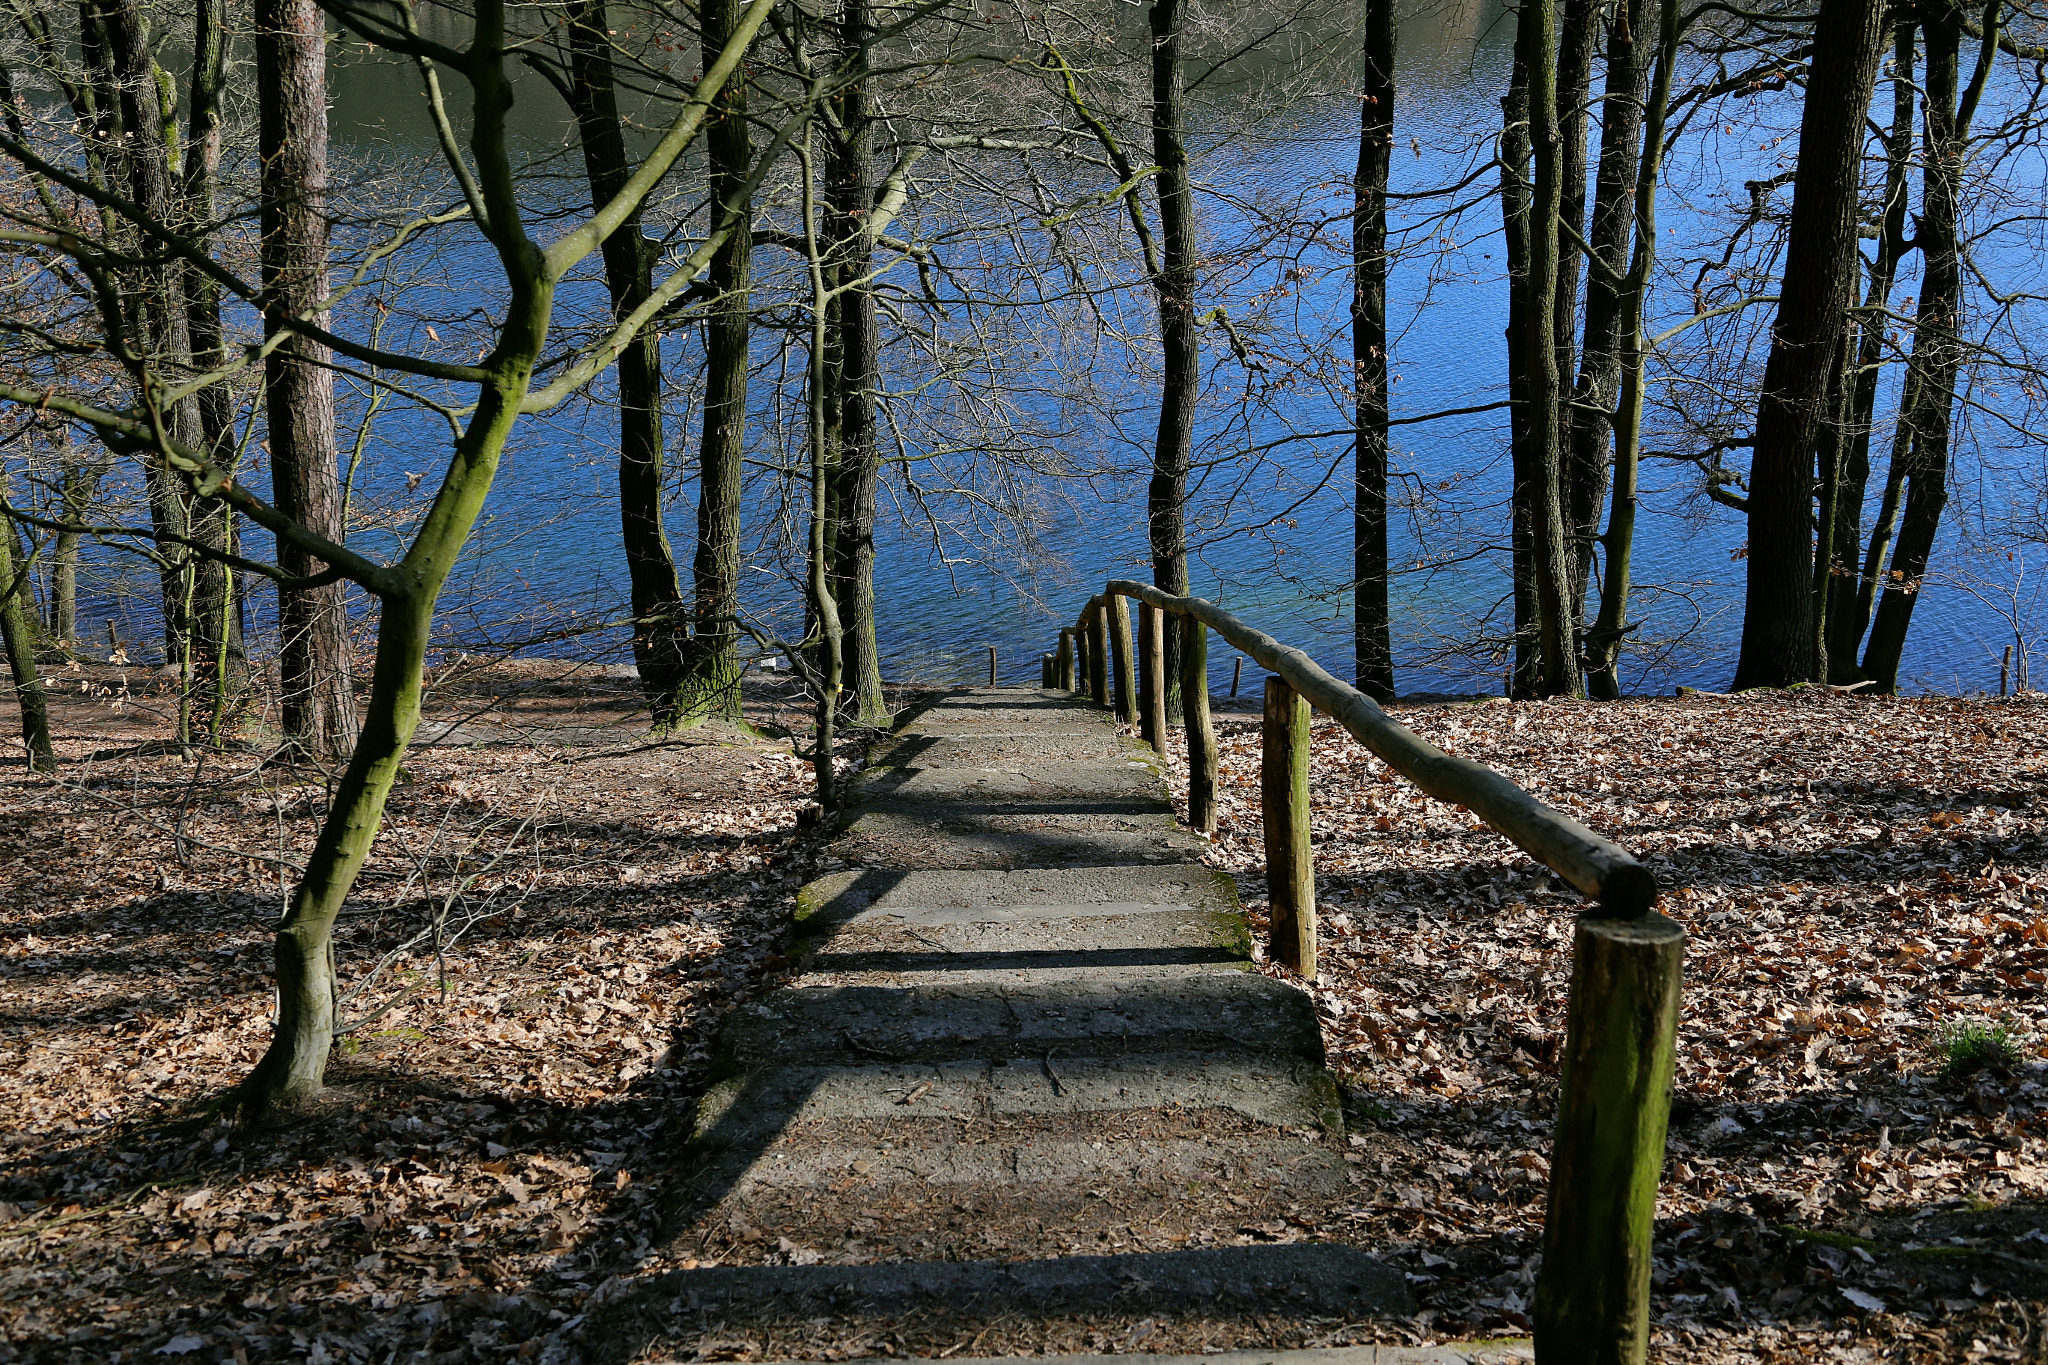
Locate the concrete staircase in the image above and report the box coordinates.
[611,687,1411,1349]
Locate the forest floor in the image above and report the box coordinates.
[1,667,2046,1363]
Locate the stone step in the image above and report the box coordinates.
[690,1054,1340,1150]
[672,1115,1355,1283]
[789,866,1248,984]
[823,806,1207,871]
[894,690,1121,737]
[868,729,1146,768]
[797,866,1243,924]
[601,1244,1414,1332]
[704,1123,1346,1194]
[853,760,1166,805]
[713,976,1324,1073]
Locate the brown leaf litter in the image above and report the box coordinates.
[2,673,2046,1363]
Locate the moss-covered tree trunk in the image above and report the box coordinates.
[687,0,754,725]
[0,471,55,772]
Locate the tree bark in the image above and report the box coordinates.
[1552,0,1598,620]
[1519,0,1582,697]
[566,0,693,728]
[1827,20,1916,676]
[1586,0,1677,701]
[0,472,55,772]
[1731,0,1887,690]
[1150,0,1195,721]
[96,0,201,686]
[259,0,358,756]
[1500,34,1536,696]
[1567,0,1651,627]
[688,0,752,724]
[830,0,887,727]
[1863,1,1992,692]
[180,0,246,739]
[1352,0,1395,703]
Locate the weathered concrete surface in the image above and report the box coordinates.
[854,761,1168,804]
[648,685,1411,1346]
[713,976,1325,1071]
[796,866,1242,922]
[823,806,1209,871]
[623,1243,1414,1319]
[789,866,1251,987]
[868,730,1146,768]
[689,1054,1341,1144]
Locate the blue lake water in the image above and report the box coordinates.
[72,3,2045,698]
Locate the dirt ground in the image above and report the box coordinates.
[1,668,2045,1363]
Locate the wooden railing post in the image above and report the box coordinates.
[1139,603,1166,752]
[1181,613,1217,834]
[987,645,997,686]
[1087,599,1109,706]
[1073,611,1091,693]
[1533,912,1684,1365]
[1108,594,1135,723]
[1056,630,1076,692]
[1262,674,1315,979]
[1041,653,1054,688]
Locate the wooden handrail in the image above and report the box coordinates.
[1101,579,1658,916]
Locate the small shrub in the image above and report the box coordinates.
[1933,1018,2022,1080]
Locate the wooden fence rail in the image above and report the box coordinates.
[1098,579,1656,914]
[1050,580,1681,1365]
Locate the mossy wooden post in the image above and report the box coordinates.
[1181,613,1217,833]
[1057,630,1076,692]
[1041,652,1054,688]
[1533,911,1685,1365]
[1108,593,1135,722]
[1087,598,1110,706]
[1262,674,1315,979]
[987,645,997,686]
[1139,603,1167,752]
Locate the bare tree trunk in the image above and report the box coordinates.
[1551,0,1597,622]
[1863,0,1994,692]
[1586,0,1676,701]
[1150,0,1195,720]
[1827,19,1917,676]
[687,0,752,724]
[1810,324,1852,682]
[0,471,55,771]
[831,0,887,726]
[181,0,246,739]
[1731,0,1886,690]
[1519,0,1581,697]
[565,0,693,728]
[259,0,356,757]
[97,0,201,689]
[1500,36,1536,697]
[1566,0,1651,626]
[48,434,105,653]
[1351,0,1394,702]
